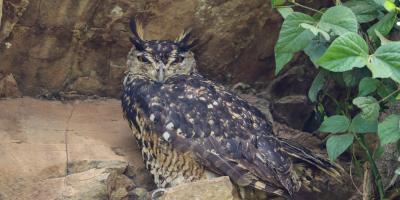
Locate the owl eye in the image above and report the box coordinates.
[137,55,150,63]
[172,56,184,64]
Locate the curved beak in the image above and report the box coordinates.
[157,63,165,82]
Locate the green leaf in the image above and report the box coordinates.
[275,52,293,75]
[300,23,330,41]
[327,133,354,161]
[367,12,397,44]
[350,113,378,133]
[353,96,380,121]
[277,7,294,18]
[396,140,400,152]
[369,42,400,83]
[274,12,316,74]
[358,77,380,96]
[319,115,351,134]
[378,114,400,145]
[319,6,359,35]
[373,0,385,6]
[375,30,392,45]
[343,71,359,87]
[383,0,397,12]
[334,68,372,88]
[396,93,400,100]
[374,143,385,159]
[275,12,316,53]
[344,0,382,23]
[377,79,398,99]
[304,37,329,64]
[312,8,326,20]
[272,0,286,7]
[317,32,369,72]
[308,71,326,102]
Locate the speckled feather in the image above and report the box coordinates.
[121,72,342,198]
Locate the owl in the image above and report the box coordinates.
[121,19,342,199]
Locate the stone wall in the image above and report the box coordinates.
[0,0,282,97]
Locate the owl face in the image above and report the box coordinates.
[127,19,197,83]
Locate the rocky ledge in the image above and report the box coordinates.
[0,98,245,200]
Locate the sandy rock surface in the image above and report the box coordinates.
[0,98,147,200]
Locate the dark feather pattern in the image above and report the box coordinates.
[129,17,145,51]
[121,72,342,199]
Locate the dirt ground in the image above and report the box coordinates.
[0,97,144,200]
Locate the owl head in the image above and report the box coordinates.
[127,18,198,83]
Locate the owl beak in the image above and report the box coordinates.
[157,63,165,82]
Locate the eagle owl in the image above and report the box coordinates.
[121,19,342,199]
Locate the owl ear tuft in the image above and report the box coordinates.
[176,29,198,51]
[129,17,145,51]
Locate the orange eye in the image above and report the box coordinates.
[173,56,184,64]
[137,55,149,63]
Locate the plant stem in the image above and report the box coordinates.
[323,91,347,115]
[379,86,400,103]
[344,88,351,117]
[288,0,323,14]
[353,133,385,199]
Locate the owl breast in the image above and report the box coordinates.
[137,126,206,187]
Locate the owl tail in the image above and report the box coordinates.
[278,138,344,185]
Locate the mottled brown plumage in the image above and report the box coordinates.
[121,18,343,199]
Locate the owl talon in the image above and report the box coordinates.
[151,188,166,200]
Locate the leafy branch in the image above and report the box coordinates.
[272,0,400,198]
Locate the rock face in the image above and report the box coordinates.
[0,0,282,97]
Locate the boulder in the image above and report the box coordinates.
[61,160,153,200]
[107,169,135,200]
[0,73,22,98]
[159,176,240,200]
[271,95,314,130]
[61,160,131,200]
